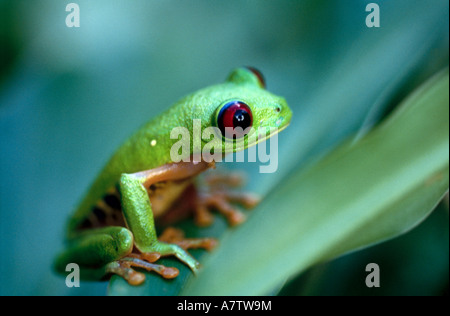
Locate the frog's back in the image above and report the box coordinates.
[66,111,178,237]
[65,82,242,237]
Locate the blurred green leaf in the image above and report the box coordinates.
[182,69,449,295]
[279,202,449,296]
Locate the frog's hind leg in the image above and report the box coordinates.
[55,226,181,285]
[54,227,134,280]
[55,227,133,270]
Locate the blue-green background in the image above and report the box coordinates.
[0,0,448,295]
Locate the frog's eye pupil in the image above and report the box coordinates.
[233,109,251,128]
[218,101,253,139]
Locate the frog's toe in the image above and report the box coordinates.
[159,227,218,251]
[107,256,180,285]
[105,261,147,285]
[194,191,261,226]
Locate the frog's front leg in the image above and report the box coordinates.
[119,161,214,273]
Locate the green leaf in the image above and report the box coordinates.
[279,203,449,296]
[181,69,449,295]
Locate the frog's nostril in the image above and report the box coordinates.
[274,105,281,113]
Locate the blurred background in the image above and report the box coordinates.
[0,0,448,295]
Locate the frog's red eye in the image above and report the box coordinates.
[217,101,253,139]
[245,66,265,88]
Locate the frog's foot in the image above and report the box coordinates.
[157,172,261,227]
[194,190,261,227]
[159,227,218,251]
[106,255,179,286]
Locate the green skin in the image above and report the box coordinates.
[54,67,292,281]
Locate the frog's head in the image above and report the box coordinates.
[193,67,292,155]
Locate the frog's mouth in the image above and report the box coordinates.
[245,114,291,148]
[217,122,286,154]
[256,122,290,144]
[200,115,291,156]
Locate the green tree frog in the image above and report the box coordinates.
[54,67,292,285]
